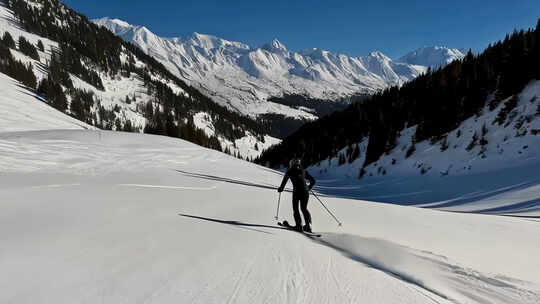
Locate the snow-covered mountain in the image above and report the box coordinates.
[397,46,466,69]
[0,0,278,159]
[94,17,431,118]
[310,79,540,213]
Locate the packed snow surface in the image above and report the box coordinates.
[1,128,539,303]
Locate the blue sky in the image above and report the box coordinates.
[62,0,540,58]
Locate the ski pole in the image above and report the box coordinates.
[311,190,342,227]
[275,192,281,220]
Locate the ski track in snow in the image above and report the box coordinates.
[1,129,539,303]
[117,184,217,191]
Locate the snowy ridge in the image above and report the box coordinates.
[311,80,540,217]
[397,46,466,69]
[93,17,432,118]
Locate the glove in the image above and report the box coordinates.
[277,187,284,193]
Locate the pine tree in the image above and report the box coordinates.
[37,40,44,52]
[18,36,39,60]
[46,78,68,112]
[2,32,15,49]
[37,78,48,96]
[466,132,478,151]
[123,120,133,132]
[350,144,360,162]
[534,19,540,79]
[338,153,346,166]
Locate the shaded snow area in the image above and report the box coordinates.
[1,128,539,304]
[93,18,436,119]
[311,80,540,217]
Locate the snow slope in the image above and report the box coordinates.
[1,128,539,303]
[93,18,430,118]
[0,73,92,131]
[311,80,540,217]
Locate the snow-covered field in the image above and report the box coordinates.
[1,127,540,303]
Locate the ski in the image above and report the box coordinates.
[277,221,321,237]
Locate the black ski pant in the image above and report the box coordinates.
[292,192,311,226]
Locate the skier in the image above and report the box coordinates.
[277,158,316,232]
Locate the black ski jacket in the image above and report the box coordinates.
[279,165,316,196]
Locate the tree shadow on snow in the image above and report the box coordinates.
[176,169,289,192]
[178,213,289,235]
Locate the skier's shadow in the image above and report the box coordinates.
[178,213,287,235]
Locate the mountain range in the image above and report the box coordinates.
[0,0,466,161]
[0,0,278,159]
[94,17,465,118]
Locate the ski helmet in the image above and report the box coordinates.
[289,158,301,168]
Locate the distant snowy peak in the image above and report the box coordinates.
[176,32,250,52]
[93,17,428,117]
[397,46,466,69]
[93,17,134,35]
[93,17,160,53]
[369,51,391,61]
[261,39,287,53]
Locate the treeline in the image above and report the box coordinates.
[9,0,125,76]
[6,0,269,151]
[261,94,350,139]
[142,99,222,151]
[18,36,39,60]
[258,113,309,139]
[257,19,540,168]
[268,94,350,118]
